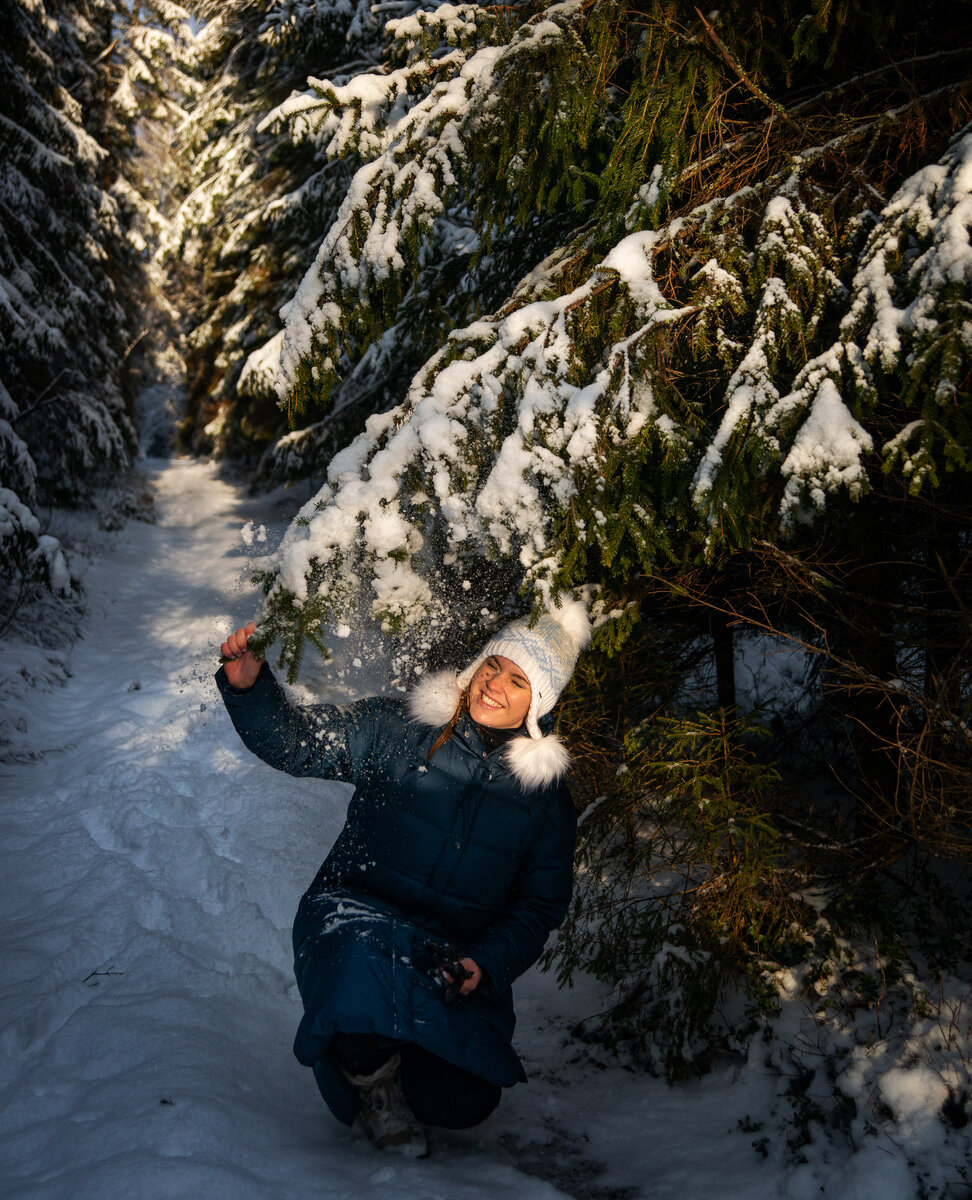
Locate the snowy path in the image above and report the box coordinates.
[2,459,957,1200]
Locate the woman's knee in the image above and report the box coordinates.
[399,1045,502,1128]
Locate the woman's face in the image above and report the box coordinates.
[467,655,532,730]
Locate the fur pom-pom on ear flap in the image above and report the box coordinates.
[503,730,571,788]
[406,670,463,728]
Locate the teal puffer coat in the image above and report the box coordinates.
[217,662,576,1123]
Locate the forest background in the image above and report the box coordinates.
[2,0,972,1173]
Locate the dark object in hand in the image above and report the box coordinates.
[420,939,471,1002]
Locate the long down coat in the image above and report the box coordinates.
[216,662,576,1124]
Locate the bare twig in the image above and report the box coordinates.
[694,8,803,133]
[9,370,71,426]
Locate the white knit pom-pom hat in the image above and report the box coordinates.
[455,597,592,739]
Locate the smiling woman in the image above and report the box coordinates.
[216,599,591,1156]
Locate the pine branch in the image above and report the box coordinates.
[9,372,77,426]
[673,28,971,206]
[693,7,804,134]
[786,45,972,116]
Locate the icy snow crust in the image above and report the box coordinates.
[0,458,969,1198]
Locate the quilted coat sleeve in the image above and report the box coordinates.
[463,789,576,996]
[215,661,379,784]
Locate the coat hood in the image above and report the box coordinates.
[407,669,570,790]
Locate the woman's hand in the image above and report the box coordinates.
[220,621,264,690]
[458,958,482,996]
[446,957,482,997]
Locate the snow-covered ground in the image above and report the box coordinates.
[1,458,969,1199]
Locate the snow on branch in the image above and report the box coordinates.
[259,124,972,662]
[265,224,694,640]
[270,0,587,408]
[846,128,972,490]
[846,130,972,382]
[0,477,72,600]
[691,133,971,534]
[691,178,855,532]
[251,9,971,670]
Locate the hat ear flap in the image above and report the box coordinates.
[455,660,480,694]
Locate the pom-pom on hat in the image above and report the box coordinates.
[456,597,591,739]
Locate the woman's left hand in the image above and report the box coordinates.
[449,957,482,996]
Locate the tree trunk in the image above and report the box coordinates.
[710,609,736,712]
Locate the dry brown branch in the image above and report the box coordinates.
[693,7,803,134]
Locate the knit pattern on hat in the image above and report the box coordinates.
[455,598,591,739]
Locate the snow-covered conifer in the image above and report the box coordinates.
[250,0,971,683]
[0,0,190,608]
[1,0,132,596]
[166,0,404,463]
[235,12,972,1048]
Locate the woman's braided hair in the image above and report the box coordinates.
[428,691,467,761]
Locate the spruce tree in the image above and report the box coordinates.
[252,0,970,670]
[166,0,399,466]
[2,0,132,599]
[0,0,192,612]
[170,0,588,479]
